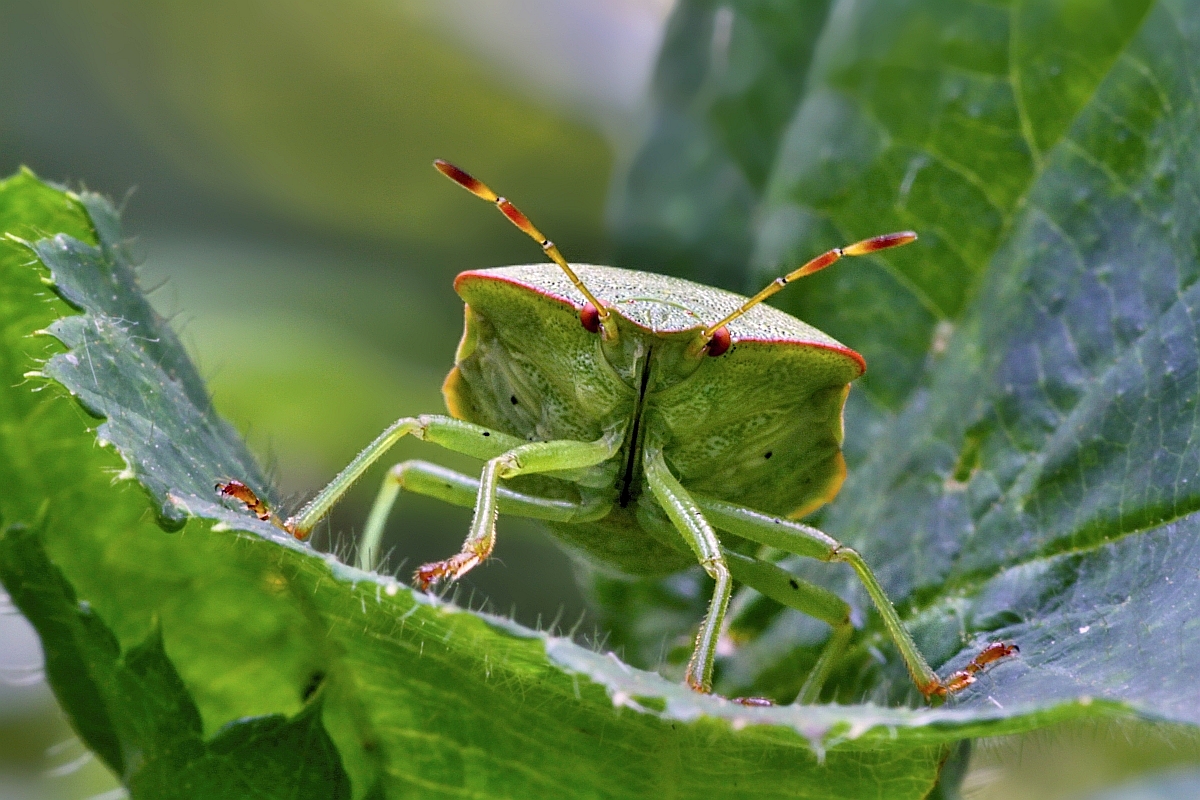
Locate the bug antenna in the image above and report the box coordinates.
[700,231,918,344]
[434,159,618,340]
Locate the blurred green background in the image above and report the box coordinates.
[0,1,661,795]
[2,1,1197,798]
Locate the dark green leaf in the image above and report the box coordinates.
[615,0,1200,742]
[612,0,834,288]
[810,0,1200,721]
[756,0,1154,411]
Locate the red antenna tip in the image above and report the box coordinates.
[842,231,917,256]
[434,159,497,202]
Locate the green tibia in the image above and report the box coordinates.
[643,447,731,693]
[722,551,849,628]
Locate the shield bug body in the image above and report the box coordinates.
[219,161,1013,701]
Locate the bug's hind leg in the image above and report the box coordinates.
[695,495,1017,701]
[722,551,854,703]
[356,459,610,571]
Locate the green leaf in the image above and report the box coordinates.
[809,0,1200,724]
[612,0,1200,740]
[756,0,1155,412]
[0,524,350,799]
[615,0,1159,415]
[0,171,956,797]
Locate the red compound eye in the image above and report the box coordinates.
[706,326,731,357]
[580,303,602,333]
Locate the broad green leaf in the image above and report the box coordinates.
[812,0,1200,717]
[615,0,1158,422]
[0,171,956,798]
[612,0,1200,746]
[755,0,1153,413]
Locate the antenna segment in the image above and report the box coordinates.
[702,232,918,340]
[434,160,618,340]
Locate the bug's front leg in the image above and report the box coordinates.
[643,447,731,693]
[415,433,621,590]
[217,415,526,538]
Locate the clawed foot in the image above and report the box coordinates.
[684,681,773,706]
[215,480,305,539]
[924,642,1019,699]
[682,672,773,706]
[414,553,482,591]
[216,480,270,520]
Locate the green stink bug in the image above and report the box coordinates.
[219,161,1014,702]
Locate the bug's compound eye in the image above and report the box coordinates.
[706,326,732,357]
[580,303,602,333]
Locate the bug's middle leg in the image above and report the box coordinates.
[415,434,620,588]
[356,459,610,571]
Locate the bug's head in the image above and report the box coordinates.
[434,159,917,363]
